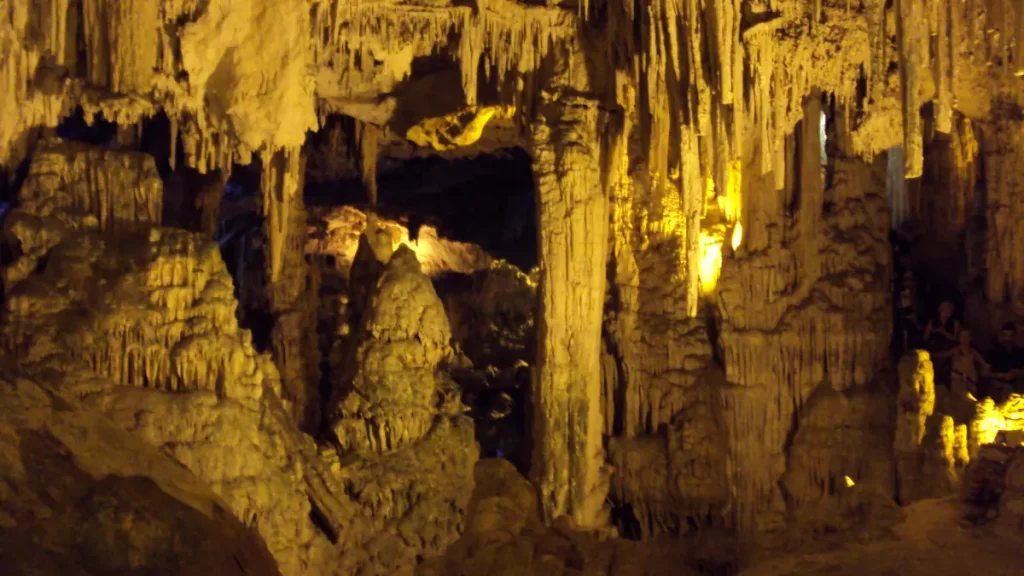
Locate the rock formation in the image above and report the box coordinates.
[0,146,478,576]
[328,244,462,454]
[0,376,281,576]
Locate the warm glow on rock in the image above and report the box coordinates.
[843,475,856,488]
[972,394,1024,448]
[405,106,514,151]
[717,160,743,223]
[731,221,743,251]
[698,229,724,294]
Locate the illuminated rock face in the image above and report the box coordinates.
[329,245,460,454]
[528,49,611,529]
[0,377,281,576]
[1,147,477,576]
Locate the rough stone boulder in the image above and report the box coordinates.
[783,387,894,512]
[961,443,1024,535]
[996,450,1024,537]
[0,376,281,576]
[419,459,700,576]
[330,244,460,454]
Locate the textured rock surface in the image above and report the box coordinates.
[0,377,282,576]
[329,245,460,454]
[419,459,701,576]
[1,146,478,576]
[744,498,1024,576]
[307,206,493,280]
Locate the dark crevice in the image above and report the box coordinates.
[307,496,339,544]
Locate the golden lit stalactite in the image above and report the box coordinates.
[731,221,744,251]
[698,226,725,295]
[261,148,302,283]
[356,120,380,210]
[696,158,743,295]
[896,0,928,178]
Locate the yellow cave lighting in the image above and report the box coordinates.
[716,160,743,222]
[405,106,513,151]
[730,221,743,251]
[698,228,724,294]
[972,394,1024,447]
[843,475,856,488]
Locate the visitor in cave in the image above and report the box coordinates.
[986,322,1023,399]
[897,270,922,353]
[924,300,960,388]
[939,328,988,420]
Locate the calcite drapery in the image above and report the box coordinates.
[981,117,1024,308]
[3,0,1024,567]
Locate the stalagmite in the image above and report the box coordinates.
[329,246,457,454]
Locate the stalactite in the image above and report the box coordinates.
[933,1,953,134]
[356,121,380,209]
[896,0,928,178]
[797,90,824,283]
[982,117,1024,304]
[261,148,302,284]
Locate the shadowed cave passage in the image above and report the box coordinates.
[304,145,539,468]
[306,146,538,272]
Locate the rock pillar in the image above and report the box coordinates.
[982,119,1024,307]
[527,57,610,529]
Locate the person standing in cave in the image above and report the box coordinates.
[940,328,989,421]
[898,271,922,352]
[924,300,960,389]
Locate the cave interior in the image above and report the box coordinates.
[1,1,1024,575]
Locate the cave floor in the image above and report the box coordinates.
[744,498,1023,576]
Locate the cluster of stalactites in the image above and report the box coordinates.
[312,0,578,121]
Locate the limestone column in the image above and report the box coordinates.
[527,54,610,529]
[261,148,321,433]
[981,120,1024,306]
